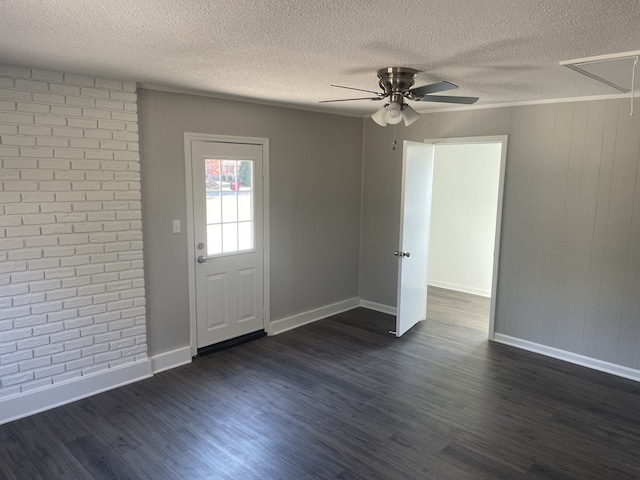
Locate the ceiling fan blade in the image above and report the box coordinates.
[319,96,383,103]
[419,94,479,105]
[409,81,458,96]
[330,84,383,95]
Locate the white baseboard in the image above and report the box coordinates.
[150,346,192,374]
[428,281,491,298]
[268,297,361,335]
[0,359,152,426]
[493,333,640,383]
[359,300,397,316]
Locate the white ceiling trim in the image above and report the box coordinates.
[418,93,635,114]
[559,50,640,66]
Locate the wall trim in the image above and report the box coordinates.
[428,281,490,298]
[269,297,361,336]
[493,334,640,383]
[0,360,152,426]
[150,347,192,374]
[360,300,397,316]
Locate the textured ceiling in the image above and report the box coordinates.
[1,0,639,117]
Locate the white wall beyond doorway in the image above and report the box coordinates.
[428,143,502,297]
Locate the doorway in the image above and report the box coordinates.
[184,134,270,356]
[425,136,507,338]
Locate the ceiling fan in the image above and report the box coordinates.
[320,67,479,126]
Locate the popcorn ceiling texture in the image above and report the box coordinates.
[0,65,147,399]
[0,0,639,116]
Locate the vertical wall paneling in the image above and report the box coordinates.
[565,101,606,353]
[361,97,640,376]
[616,107,640,367]
[556,102,589,354]
[516,105,555,341]
[594,102,640,362]
[502,106,528,338]
[546,102,576,349]
[579,100,620,357]
[624,112,640,368]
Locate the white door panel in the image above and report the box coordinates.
[237,267,257,321]
[192,141,264,348]
[396,141,435,337]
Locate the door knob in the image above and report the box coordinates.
[197,256,207,264]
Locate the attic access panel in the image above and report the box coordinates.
[560,50,640,93]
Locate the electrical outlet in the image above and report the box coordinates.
[172,219,181,234]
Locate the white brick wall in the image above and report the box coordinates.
[0,65,147,399]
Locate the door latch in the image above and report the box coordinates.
[394,251,411,258]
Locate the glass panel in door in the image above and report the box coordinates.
[204,159,254,256]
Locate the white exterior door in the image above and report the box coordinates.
[395,141,435,337]
[191,141,265,348]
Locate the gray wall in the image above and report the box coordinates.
[360,99,640,369]
[139,89,363,356]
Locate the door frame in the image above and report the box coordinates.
[184,133,270,356]
[424,135,508,340]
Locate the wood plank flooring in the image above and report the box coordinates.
[2,287,640,479]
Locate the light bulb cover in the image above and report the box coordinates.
[371,105,388,126]
[401,104,420,126]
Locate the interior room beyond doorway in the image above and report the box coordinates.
[427,141,503,334]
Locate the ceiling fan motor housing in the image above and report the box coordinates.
[377,67,419,96]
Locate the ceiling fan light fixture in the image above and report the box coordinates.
[401,104,420,126]
[372,104,388,126]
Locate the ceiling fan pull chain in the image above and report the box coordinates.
[392,125,398,151]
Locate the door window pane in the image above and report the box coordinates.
[222,194,238,223]
[204,158,255,256]
[238,194,252,222]
[206,194,222,224]
[207,224,222,256]
[222,223,238,253]
[238,222,253,250]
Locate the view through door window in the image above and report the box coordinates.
[204,158,254,256]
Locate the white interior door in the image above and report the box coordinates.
[192,141,264,348]
[395,141,435,337]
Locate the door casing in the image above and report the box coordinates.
[184,133,270,356]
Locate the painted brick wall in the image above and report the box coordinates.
[0,65,147,399]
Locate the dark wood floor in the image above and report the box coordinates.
[2,287,640,479]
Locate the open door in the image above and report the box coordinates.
[395,141,435,337]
